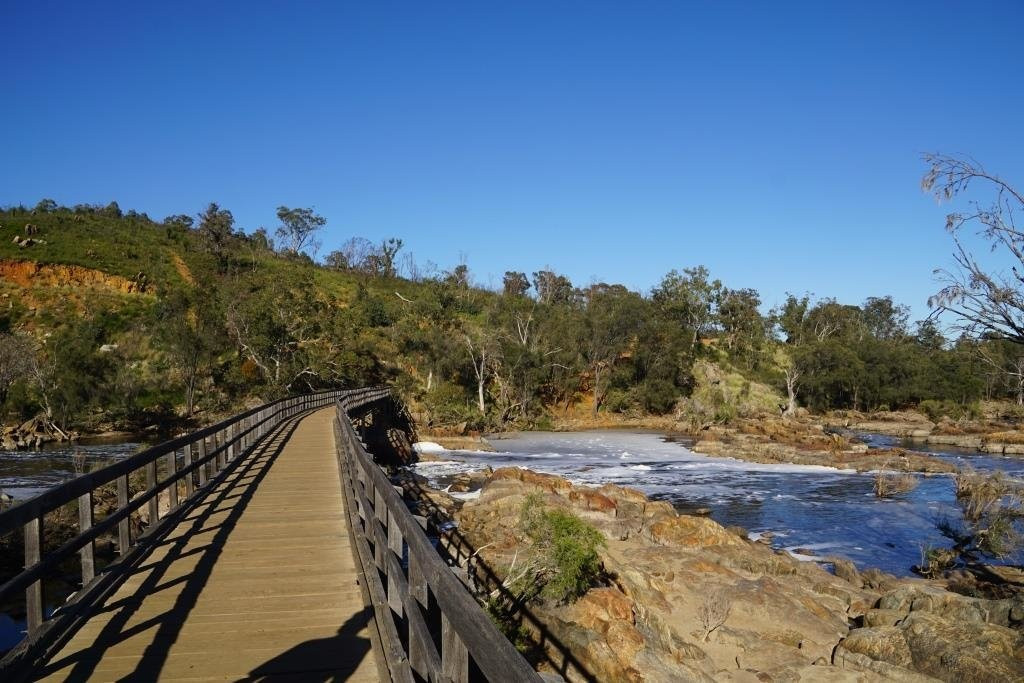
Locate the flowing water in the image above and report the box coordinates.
[0,439,140,653]
[411,430,1024,576]
[0,440,141,503]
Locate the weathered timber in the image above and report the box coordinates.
[0,387,538,682]
[333,396,540,683]
[0,388,381,680]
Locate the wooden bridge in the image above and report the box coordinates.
[0,389,540,682]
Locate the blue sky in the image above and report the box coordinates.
[2,1,1022,321]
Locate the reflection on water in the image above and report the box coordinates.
[411,430,1024,576]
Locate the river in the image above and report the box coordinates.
[0,439,141,653]
[0,440,142,503]
[411,430,1024,576]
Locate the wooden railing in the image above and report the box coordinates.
[333,395,541,683]
[0,387,384,676]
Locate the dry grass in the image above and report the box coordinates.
[954,469,1009,521]
[874,470,918,498]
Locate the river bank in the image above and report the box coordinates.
[404,465,1024,681]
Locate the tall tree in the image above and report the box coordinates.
[197,203,236,272]
[924,154,1024,342]
[275,206,326,256]
[651,266,721,352]
[580,284,641,416]
[157,288,223,416]
[503,271,530,297]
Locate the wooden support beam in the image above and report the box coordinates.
[78,491,94,585]
[116,475,131,554]
[23,516,43,634]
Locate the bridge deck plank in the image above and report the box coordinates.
[37,408,380,682]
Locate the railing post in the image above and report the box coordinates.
[387,518,403,617]
[197,438,208,487]
[441,612,469,683]
[183,443,195,497]
[24,516,43,634]
[78,490,95,584]
[146,461,159,526]
[116,475,131,554]
[215,431,225,471]
[230,422,239,461]
[167,449,179,508]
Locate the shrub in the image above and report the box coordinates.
[519,494,605,603]
[941,468,1024,559]
[696,590,732,642]
[873,470,918,498]
[919,399,982,422]
[640,378,677,415]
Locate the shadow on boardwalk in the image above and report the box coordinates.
[236,610,372,682]
[35,413,375,681]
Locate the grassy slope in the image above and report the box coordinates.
[0,210,445,322]
[1,208,785,428]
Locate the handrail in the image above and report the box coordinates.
[333,396,541,683]
[0,386,386,676]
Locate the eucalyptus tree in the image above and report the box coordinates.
[197,203,236,272]
[924,154,1024,342]
[275,206,326,257]
[651,266,721,353]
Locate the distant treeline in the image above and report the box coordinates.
[0,199,1018,433]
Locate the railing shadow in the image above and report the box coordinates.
[235,609,372,682]
[34,416,303,680]
[398,476,597,683]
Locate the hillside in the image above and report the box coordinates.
[0,200,1012,446]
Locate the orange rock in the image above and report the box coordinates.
[568,488,617,513]
[488,467,573,493]
[580,587,635,624]
[648,515,746,548]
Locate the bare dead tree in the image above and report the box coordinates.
[977,343,1024,405]
[464,329,493,414]
[783,365,801,416]
[923,153,1024,342]
[696,590,732,643]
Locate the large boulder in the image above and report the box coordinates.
[839,585,1024,682]
[454,468,885,682]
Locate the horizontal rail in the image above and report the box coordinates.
[334,396,540,683]
[0,386,390,679]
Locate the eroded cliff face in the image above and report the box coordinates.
[449,468,1024,682]
[0,259,149,293]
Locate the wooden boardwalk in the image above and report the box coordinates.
[36,408,381,682]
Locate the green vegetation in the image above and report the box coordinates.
[518,495,606,603]
[0,192,1020,436]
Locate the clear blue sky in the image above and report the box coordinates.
[2,1,1022,320]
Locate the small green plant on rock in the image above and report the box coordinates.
[518,493,606,603]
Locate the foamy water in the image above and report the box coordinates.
[411,430,1024,576]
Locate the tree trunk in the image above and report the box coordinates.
[592,366,601,417]
[478,378,486,415]
[186,380,195,417]
[783,368,799,416]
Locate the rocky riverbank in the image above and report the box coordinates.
[823,409,1024,457]
[689,415,956,474]
[410,467,1024,682]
